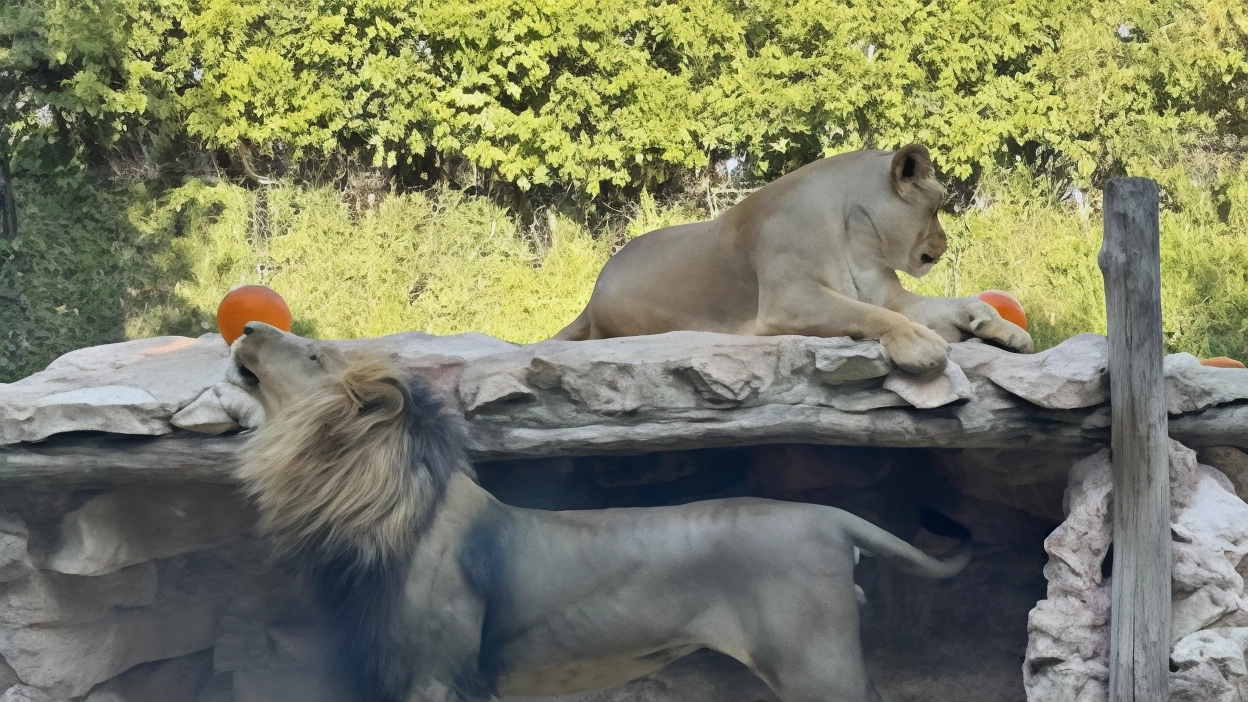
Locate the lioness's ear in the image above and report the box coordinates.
[890,143,935,203]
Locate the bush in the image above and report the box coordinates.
[3,0,1246,197]
[3,1,1246,382]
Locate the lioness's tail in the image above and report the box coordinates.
[551,306,593,341]
[842,507,972,579]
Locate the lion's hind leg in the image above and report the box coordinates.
[743,575,882,702]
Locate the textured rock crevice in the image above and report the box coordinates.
[1023,443,1248,702]
[3,333,1247,471]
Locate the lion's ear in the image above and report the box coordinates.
[890,143,935,203]
[356,378,406,420]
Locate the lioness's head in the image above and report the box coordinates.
[228,321,351,417]
[877,143,948,278]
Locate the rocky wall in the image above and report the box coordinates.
[3,330,1248,701]
[0,442,1069,702]
[1023,443,1248,702]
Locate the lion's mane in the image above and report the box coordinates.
[237,352,473,701]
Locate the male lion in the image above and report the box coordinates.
[230,322,973,702]
[554,144,1034,373]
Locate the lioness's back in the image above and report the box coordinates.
[587,220,760,337]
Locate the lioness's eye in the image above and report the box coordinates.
[309,354,319,361]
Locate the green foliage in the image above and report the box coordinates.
[3,0,1246,382]
[5,163,1246,383]
[0,0,189,175]
[904,158,1248,358]
[4,0,1247,197]
[0,174,232,377]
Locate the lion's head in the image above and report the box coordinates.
[228,322,349,417]
[229,322,468,569]
[867,143,948,278]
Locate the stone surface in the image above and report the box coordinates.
[456,333,1106,460]
[953,333,1109,410]
[5,332,1248,484]
[0,594,216,698]
[212,618,272,673]
[934,449,1074,523]
[225,626,349,702]
[1170,404,1248,451]
[82,652,213,702]
[0,336,232,444]
[194,674,233,702]
[0,434,245,487]
[1198,446,1248,501]
[0,515,28,583]
[44,485,255,577]
[1023,443,1248,702]
[882,360,973,409]
[0,563,157,627]
[1171,458,1248,642]
[1165,353,1248,415]
[171,387,246,435]
[0,658,18,696]
[0,686,52,702]
[1023,449,1112,702]
[1171,627,1248,702]
[231,669,347,702]
[3,331,1247,457]
[748,445,896,494]
[0,332,513,446]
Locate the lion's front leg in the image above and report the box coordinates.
[891,293,1034,353]
[404,679,460,702]
[405,678,488,702]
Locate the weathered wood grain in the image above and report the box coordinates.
[1100,177,1171,702]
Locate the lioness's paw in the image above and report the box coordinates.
[1001,325,1035,353]
[882,323,949,374]
[964,300,1035,353]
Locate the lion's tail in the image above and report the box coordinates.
[550,305,593,341]
[841,507,972,579]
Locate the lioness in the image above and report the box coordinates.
[555,144,1033,373]
[230,321,973,702]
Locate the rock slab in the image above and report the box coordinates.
[1023,442,1248,702]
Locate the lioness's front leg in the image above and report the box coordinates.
[754,286,949,373]
[889,292,1034,353]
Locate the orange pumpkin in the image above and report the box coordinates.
[977,290,1028,330]
[216,285,292,345]
[1200,356,1246,369]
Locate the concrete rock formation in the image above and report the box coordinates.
[2,332,1246,482]
[1,330,1247,701]
[1023,443,1248,702]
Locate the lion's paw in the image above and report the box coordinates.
[881,322,950,374]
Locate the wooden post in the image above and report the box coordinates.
[1099,178,1171,701]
